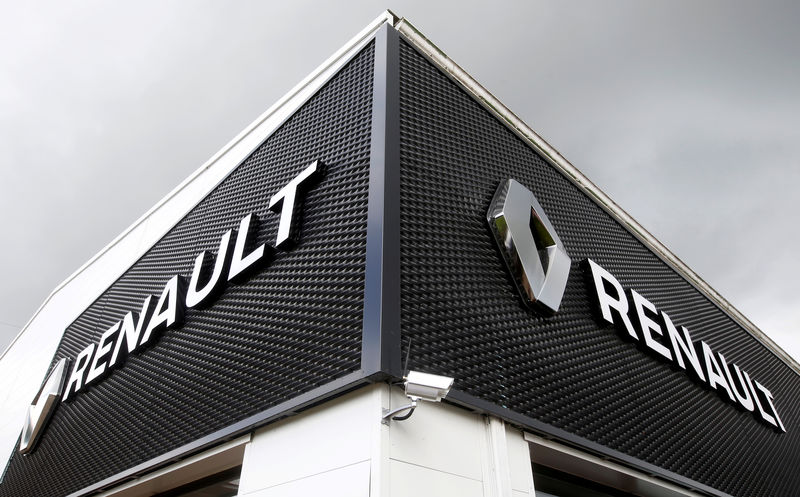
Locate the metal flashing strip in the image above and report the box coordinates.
[447,389,731,497]
[0,11,397,477]
[66,371,369,497]
[524,433,707,497]
[96,435,250,497]
[393,17,800,376]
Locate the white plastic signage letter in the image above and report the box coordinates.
[63,344,96,402]
[701,342,735,402]
[229,213,266,281]
[140,275,186,346]
[186,230,233,308]
[718,353,755,412]
[662,313,705,382]
[754,380,786,432]
[109,296,153,369]
[269,160,321,248]
[631,290,672,361]
[586,259,637,340]
[85,322,121,385]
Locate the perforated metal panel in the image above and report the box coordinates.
[397,39,800,497]
[0,41,375,497]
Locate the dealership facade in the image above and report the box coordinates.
[0,12,798,497]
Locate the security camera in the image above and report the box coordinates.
[382,371,455,423]
[404,371,454,402]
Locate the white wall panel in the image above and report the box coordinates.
[388,388,484,481]
[243,461,370,497]
[506,427,535,494]
[390,460,484,497]
[386,387,534,497]
[238,387,377,495]
[238,383,535,497]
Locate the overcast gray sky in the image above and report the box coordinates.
[1,1,798,362]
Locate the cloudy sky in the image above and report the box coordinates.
[1,1,798,362]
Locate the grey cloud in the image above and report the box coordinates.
[1,1,798,363]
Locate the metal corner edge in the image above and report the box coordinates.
[361,22,403,379]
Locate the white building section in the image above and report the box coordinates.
[94,382,708,496]
[103,384,537,497]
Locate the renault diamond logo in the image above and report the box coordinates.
[487,179,571,315]
[19,358,69,455]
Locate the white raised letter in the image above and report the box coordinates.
[701,341,735,402]
[753,380,786,432]
[587,259,637,339]
[228,213,266,282]
[269,160,321,248]
[662,313,705,382]
[85,322,121,385]
[718,354,754,412]
[140,275,186,346]
[630,290,672,360]
[109,296,153,368]
[62,344,96,402]
[186,230,232,308]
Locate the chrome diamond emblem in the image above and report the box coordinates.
[487,179,571,315]
[19,358,69,455]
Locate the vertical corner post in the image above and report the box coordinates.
[361,23,402,378]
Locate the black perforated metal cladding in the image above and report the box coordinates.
[0,42,374,497]
[397,39,800,497]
